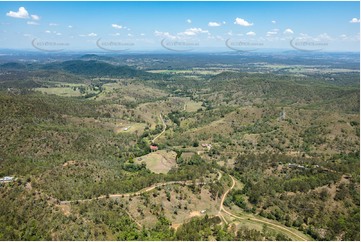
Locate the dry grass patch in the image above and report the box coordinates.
[114,122,147,134]
[135,150,177,174]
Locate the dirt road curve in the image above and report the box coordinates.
[219,175,308,241]
[60,171,222,205]
[152,114,166,143]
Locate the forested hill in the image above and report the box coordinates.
[0,60,159,79]
[207,71,360,113]
[42,60,157,78]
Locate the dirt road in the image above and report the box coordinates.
[218,175,309,241]
[152,114,166,143]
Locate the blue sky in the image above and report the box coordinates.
[0,1,359,52]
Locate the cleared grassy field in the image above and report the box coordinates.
[147,69,224,75]
[117,185,219,229]
[96,81,167,102]
[36,87,83,97]
[184,98,203,112]
[135,150,177,174]
[114,122,147,134]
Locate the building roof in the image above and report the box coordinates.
[150,145,158,150]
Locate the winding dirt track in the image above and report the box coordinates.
[152,114,166,144]
[219,175,309,241]
[60,171,222,205]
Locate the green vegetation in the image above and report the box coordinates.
[0,53,359,240]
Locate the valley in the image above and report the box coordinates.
[0,52,359,241]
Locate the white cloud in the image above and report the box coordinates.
[234,17,253,27]
[266,31,277,36]
[109,33,121,36]
[222,21,226,25]
[45,30,51,34]
[127,33,133,37]
[31,15,40,20]
[179,27,209,36]
[266,29,279,36]
[283,28,294,34]
[56,33,62,36]
[350,18,360,23]
[49,23,58,26]
[80,33,97,37]
[246,31,256,36]
[186,19,192,24]
[27,21,39,25]
[140,33,145,36]
[340,34,348,40]
[316,33,332,41]
[68,25,73,28]
[271,20,276,24]
[208,35,224,41]
[227,31,233,36]
[112,24,123,29]
[208,22,221,27]
[154,30,176,39]
[6,7,29,19]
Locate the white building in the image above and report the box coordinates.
[0,176,14,182]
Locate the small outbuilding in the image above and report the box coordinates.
[150,145,158,151]
[0,176,14,183]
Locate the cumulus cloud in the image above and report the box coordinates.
[154,30,176,39]
[186,19,192,24]
[246,31,256,36]
[112,24,123,29]
[283,28,294,34]
[45,30,51,34]
[80,33,97,37]
[316,33,332,41]
[68,25,73,28]
[266,31,277,36]
[6,7,29,19]
[208,22,221,27]
[350,18,360,23]
[27,21,39,25]
[266,28,279,36]
[6,7,40,22]
[31,15,40,20]
[234,17,253,26]
[179,27,209,36]
[271,20,276,24]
